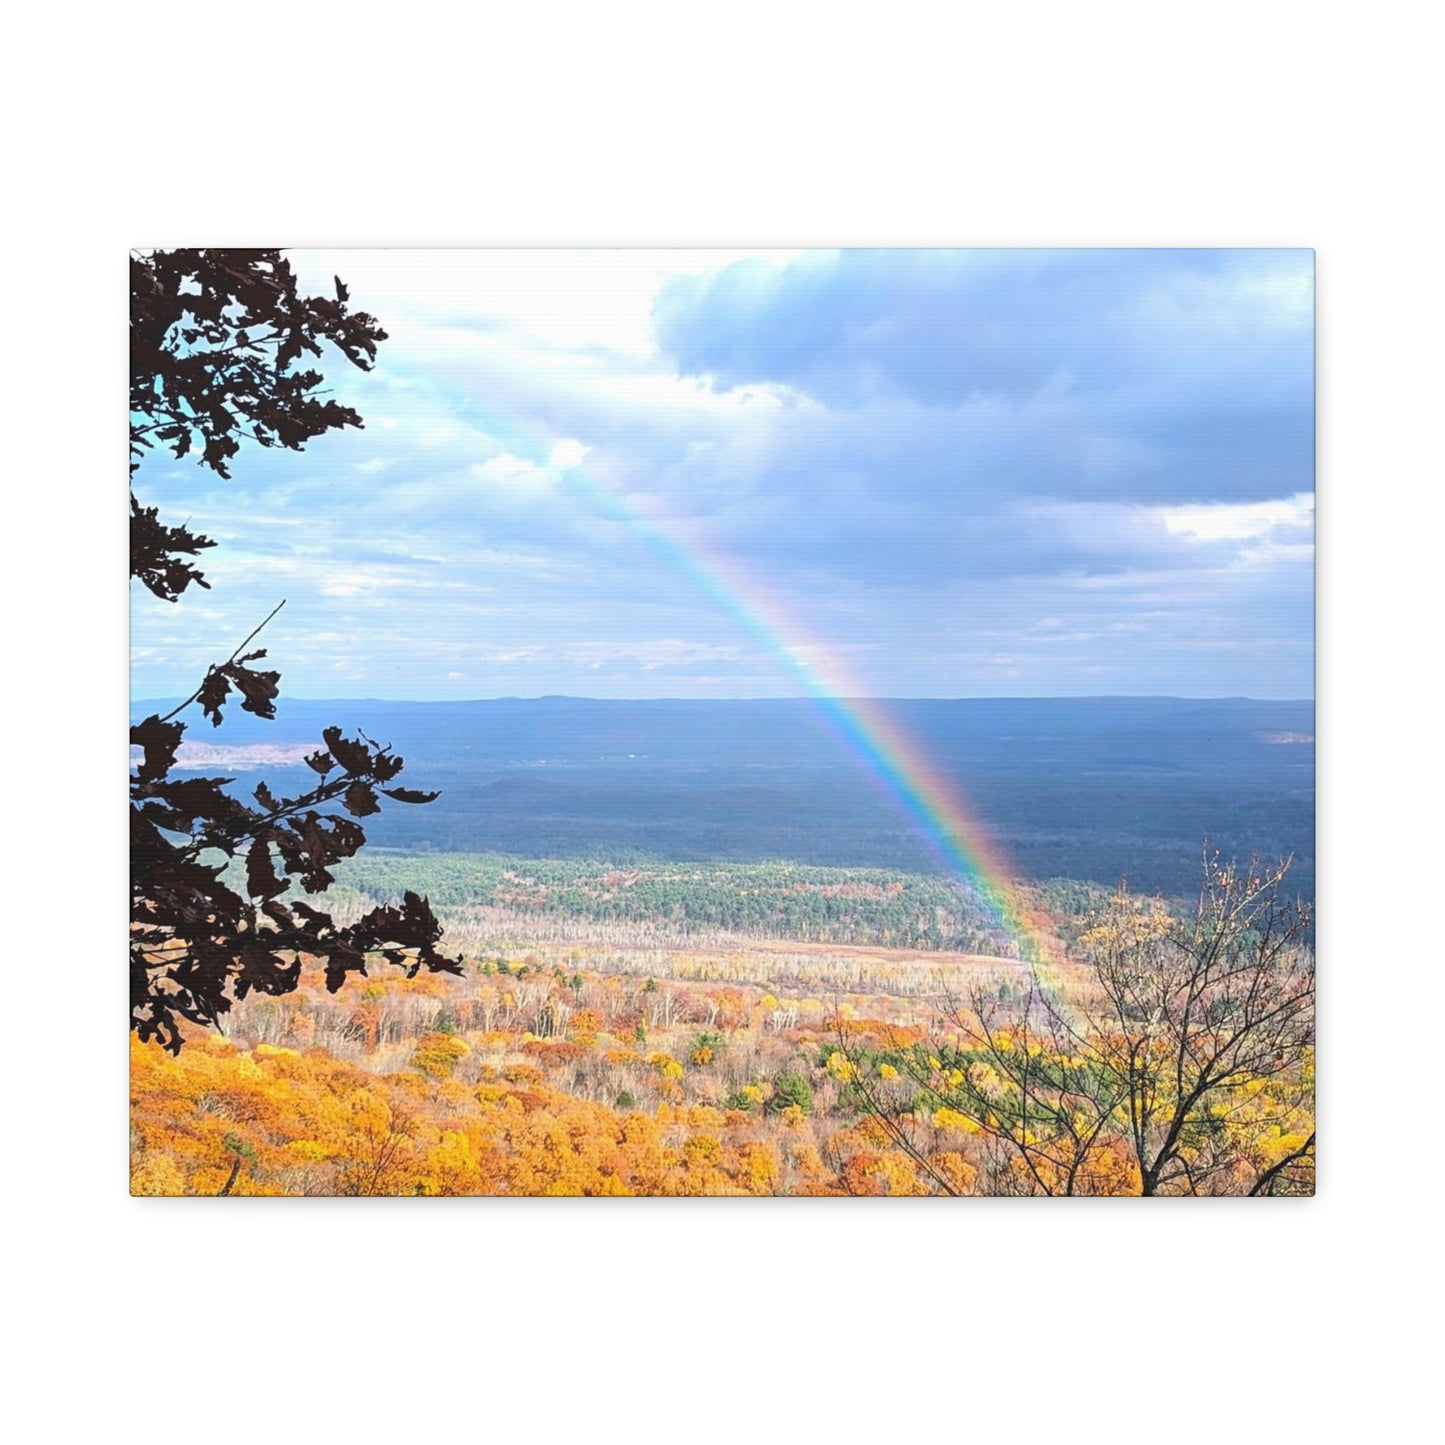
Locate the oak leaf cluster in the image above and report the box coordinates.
[130,249,459,1053]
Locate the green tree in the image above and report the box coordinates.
[767,1071,814,1115]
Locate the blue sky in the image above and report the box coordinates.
[130,248,1314,701]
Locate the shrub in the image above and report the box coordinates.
[410,1032,471,1079]
[768,1071,814,1116]
[690,1030,726,1066]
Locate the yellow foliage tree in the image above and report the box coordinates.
[835,852,1314,1197]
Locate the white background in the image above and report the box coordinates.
[5,3,1437,1440]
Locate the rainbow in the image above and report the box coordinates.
[557,467,1044,960]
[448,401,1043,959]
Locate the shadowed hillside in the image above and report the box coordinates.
[131,696,1314,900]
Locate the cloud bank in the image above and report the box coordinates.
[130,248,1314,701]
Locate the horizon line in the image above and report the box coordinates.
[131,691,1317,707]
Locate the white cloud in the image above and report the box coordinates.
[1158,492,1314,543]
[468,452,554,493]
[319,570,418,598]
[290,248,805,359]
[548,439,591,470]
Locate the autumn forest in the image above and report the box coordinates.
[130,851,1314,1197]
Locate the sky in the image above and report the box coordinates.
[130,248,1315,701]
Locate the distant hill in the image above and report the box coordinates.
[130,696,1314,899]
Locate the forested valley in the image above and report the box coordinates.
[132,850,1314,1197]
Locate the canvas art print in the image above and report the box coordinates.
[129,248,1315,1197]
